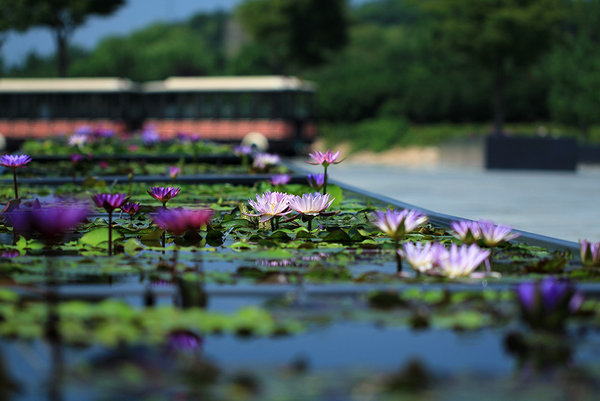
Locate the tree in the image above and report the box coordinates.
[421,0,561,133]
[17,0,125,77]
[235,0,348,74]
[70,23,218,81]
[548,0,600,139]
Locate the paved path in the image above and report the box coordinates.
[289,159,600,243]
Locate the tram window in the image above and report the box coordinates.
[256,93,272,119]
[163,94,178,118]
[220,93,235,119]
[294,92,308,119]
[0,95,9,118]
[38,95,52,119]
[200,94,216,118]
[181,93,198,119]
[239,93,253,118]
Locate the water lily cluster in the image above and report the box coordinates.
[243,191,336,230]
[451,219,520,247]
[400,242,493,278]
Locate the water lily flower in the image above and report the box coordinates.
[234,145,253,156]
[243,191,292,223]
[478,220,520,247]
[169,166,181,180]
[289,193,334,216]
[450,220,481,244]
[92,193,130,256]
[167,330,203,352]
[121,202,142,221]
[269,174,291,186]
[95,127,115,139]
[305,149,343,195]
[189,133,201,142]
[142,127,160,146]
[305,149,343,167]
[1,250,20,258]
[147,186,181,207]
[580,240,600,267]
[370,208,428,241]
[516,277,584,330]
[399,241,446,273]
[70,154,84,164]
[75,125,93,136]
[67,133,88,148]
[307,173,326,191]
[435,243,491,278]
[253,153,281,170]
[92,193,130,213]
[1,154,32,199]
[10,204,89,244]
[152,208,214,236]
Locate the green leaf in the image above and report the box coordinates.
[124,238,144,256]
[79,228,123,247]
[327,185,344,208]
[222,219,251,228]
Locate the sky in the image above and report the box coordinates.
[2,0,367,67]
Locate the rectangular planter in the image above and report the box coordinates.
[485,135,577,170]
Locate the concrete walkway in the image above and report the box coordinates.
[289,159,600,243]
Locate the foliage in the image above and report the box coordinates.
[235,0,349,73]
[14,0,125,76]
[420,0,562,132]
[547,0,600,138]
[70,23,218,81]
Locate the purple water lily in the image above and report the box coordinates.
[450,220,481,245]
[10,204,89,244]
[70,154,84,164]
[92,193,129,256]
[243,191,292,226]
[516,277,584,330]
[307,173,326,191]
[580,239,600,267]
[168,166,181,180]
[399,241,446,274]
[269,174,291,186]
[121,202,142,222]
[253,153,281,170]
[153,208,215,236]
[75,125,93,136]
[142,127,160,146]
[147,186,181,207]
[370,208,428,241]
[305,149,343,195]
[287,193,336,231]
[234,145,253,156]
[1,154,32,199]
[167,330,203,352]
[67,133,88,148]
[435,243,491,278]
[478,220,520,247]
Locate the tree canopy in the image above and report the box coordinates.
[235,0,349,73]
[16,0,125,76]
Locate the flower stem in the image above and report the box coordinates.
[307,218,312,232]
[12,169,18,199]
[395,240,402,273]
[322,166,328,195]
[108,211,113,256]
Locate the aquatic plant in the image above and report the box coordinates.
[152,208,215,236]
[305,149,343,195]
[269,174,291,186]
[10,203,89,244]
[435,243,491,278]
[0,154,32,199]
[243,191,292,228]
[288,193,335,231]
[307,173,326,191]
[169,166,181,180]
[92,193,129,256]
[516,277,584,330]
[147,186,181,208]
[580,240,600,267]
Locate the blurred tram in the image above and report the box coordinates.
[0,78,140,138]
[0,75,317,153]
